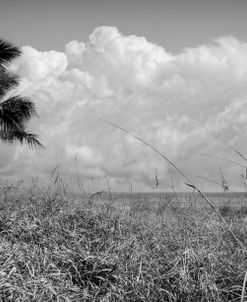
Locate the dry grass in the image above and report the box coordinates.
[0,183,247,301]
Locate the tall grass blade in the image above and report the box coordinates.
[227,144,247,163]
[241,270,247,302]
[198,153,246,168]
[102,118,246,250]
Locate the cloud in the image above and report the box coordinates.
[2,27,247,191]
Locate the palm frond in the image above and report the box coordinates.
[0,95,37,122]
[0,39,21,65]
[0,39,43,149]
[0,96,39,143]
[0,107,24,135]
[15,132,44,149]
[0,69,19,98]
[0,130,44,149]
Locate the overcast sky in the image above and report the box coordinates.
[1,0,247,192]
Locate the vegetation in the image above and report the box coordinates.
[0,39,246,302]
[0,39,43,148]
[0,180,246,301]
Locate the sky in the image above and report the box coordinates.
[1,0,247,53]
[1,0,247,192]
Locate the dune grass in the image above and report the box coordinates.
[0,182,247,302]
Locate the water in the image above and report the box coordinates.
[78,191,247,209]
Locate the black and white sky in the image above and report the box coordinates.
[1,0,247,191]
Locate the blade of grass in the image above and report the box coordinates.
[227,143,247,163]
[101,118,246,250]
[241,270,247,302]
[198,153,246,168]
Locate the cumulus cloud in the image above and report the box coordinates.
[2,26,247,191]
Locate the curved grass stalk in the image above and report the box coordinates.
[102,118,246,250]
[198,153,246,168]
[241,270,247,302]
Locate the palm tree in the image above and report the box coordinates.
[0,39,43,148]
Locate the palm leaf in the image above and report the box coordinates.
[0,105,24,135]
[0,96,41,148]
[0,130,44,149]
[0,39,43,149]
[0,95,37,123]
[12,132,44,149]
[0,69,19,98]
[21,133,44,149]
[0,39,21,65]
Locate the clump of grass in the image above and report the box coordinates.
[129,195,153,215]
[0,182,247,301]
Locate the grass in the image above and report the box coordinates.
[1,121,247,301]
[0,183,247,301]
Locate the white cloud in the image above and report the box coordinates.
[2,27,247,191]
